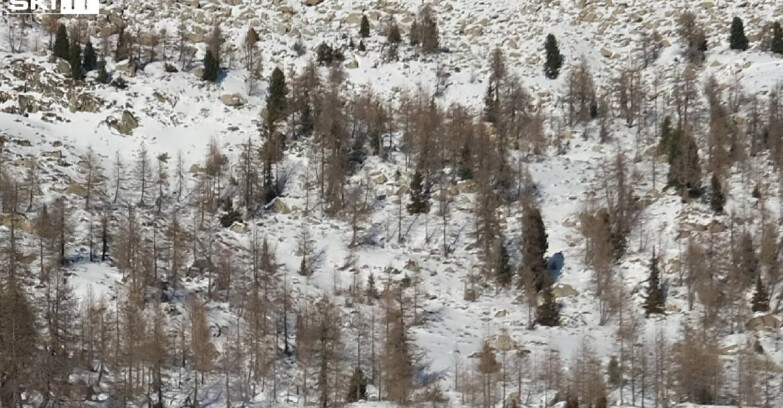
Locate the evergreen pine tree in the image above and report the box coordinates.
[544,34,562,79]
[407,170,430,214]
[298,256,309,276]
[69,41,84,80]
[729,17,749,51]
[752,274,770,312]
[521,205,549,291]
[202,50,220,82]
[667,129,702,198]
[82,41,97,71]
[316,42,335,65]
[345,367,368,402]
[608,355,621,386]
[359,15,370,38]
[416,5,440,53]
[710,174,725,213]
[771,22,783,55]
[657,116,674,155]
[96,60,110,84]
[388,20,402,44]
[483,82,498,124]
[645,253,665,316]
[266,67,288,124]
[358,40,366,52]
[536,283,560,327]
[496,238,512,286]
[366,273,378,302]
[458,143,473,180]
[410,21,420,46]
[564,394,579,408]
[53,24,70,59]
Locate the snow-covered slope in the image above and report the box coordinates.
[2,0,783,407]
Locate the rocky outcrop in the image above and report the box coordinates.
[17,94,46,113]
[229,222,247,234]
[372,173,387,184]
[552,284,579,299]
[457,179,478,194]
[106,11,127,32]
[64,182,88,197]
[495,332,517,352]
[0,213,36,235]
[108,110,139,135]
[69,93,104,113]
[57,59,71,75]
[747,314,782,331]
[268,197,291,214]
[115,61,135,75]
[220,94,247,107]
[41,150,62,159]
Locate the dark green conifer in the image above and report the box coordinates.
[645,252,665,316]
[388,20,402,44]
[536,284,560,327]
[771,22,783,55]
[608,355,621,386]
[667,129,702,198]
[96,60,110,84]
[266,67,288,124]
[82,41,97,71]
[359,15,370,38]
[69,41,83,80]
[346,367,368,402]
[752,274,770,312]
[496,239,512,286]
[729,17,749,51]
[710,174,725,214]
[544,34,562,79]
[407,170,430,214]
[202,50,220,82]
[521,206,549,291]
[53,24,70,59]
[483,83,498,124]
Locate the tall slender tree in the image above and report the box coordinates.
[521,205,549,291]
[536,284,560,326]
[53,23,69,59]
[645,253,665,316]
[544,34,562,79]
[710,174,725,213]
[729,17,749,51]
[752,274,770,312]
[772,22,783,55]
[496,238,513,287]
[407,170,430,214]
[202,50,220,82]
[83,41,97,71]
[359,15,370,38]
[266,67,288,124]
[69,40,84,80]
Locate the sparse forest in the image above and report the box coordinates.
[1,1,783,408]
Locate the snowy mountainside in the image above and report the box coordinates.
[0,0,783,407]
